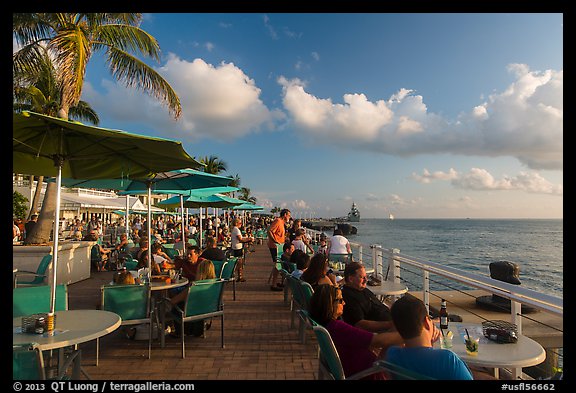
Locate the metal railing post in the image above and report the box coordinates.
[389,248,400,283]
[423,270,430,314]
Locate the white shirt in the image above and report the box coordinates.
[231,226,243,250]
[292,239,308,253]
[329,235,350,254]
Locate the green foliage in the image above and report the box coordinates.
[13,191,29,219]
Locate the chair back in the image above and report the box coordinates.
[312,323,346,380]
[276,243,284,261]
[212,260,226,278]
[13,343,45,380]
[124,258,138,271]
[16,254,52,286]
[220,257,238,280]
[13,284,68,318]
[328,253,353,264]
[91,245,102,262]
[184,279,226,318]
[287,276,313,311]
[371,360,436,380]
[101,284,150,323]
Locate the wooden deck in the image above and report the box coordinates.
[67,242,562,381]
[68,243,318,380]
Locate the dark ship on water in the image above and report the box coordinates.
[347,202,360,222]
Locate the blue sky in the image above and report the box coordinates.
[67,13,562,219]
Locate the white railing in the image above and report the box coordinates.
[306,227,563,379]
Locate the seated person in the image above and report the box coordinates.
[136,237,149,261]
[84,230,111,271]
[292,228,314,254]
[200,236,226,261]
[317,233,328,255]
[136,251,161,275]
[169,245,207,305]
[113,269,137,285]
[196,259,216,281]
[72,230,83,241]
[151,241,174,271]
[386,295,471,380]
[280,242,295,264]
[309,284,403,380]
[300,253,337,290]
[341,262,394,333]
[289,249,310,279]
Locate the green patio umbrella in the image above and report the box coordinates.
[60,169,235,263]
[13,111,202,316]
[231,203,265,211]
[158,191,244,246]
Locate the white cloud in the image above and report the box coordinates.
[83,54,284,141]
[278,64,563,170]
[413,167,562,195]
[292,199,309,209]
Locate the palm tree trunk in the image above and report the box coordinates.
[27,175,43,220]
[24,179,57,245]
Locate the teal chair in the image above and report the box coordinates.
[13,342,82,380]
[100,284,154,362]
[168,279,226,359]
[163,247,179,260]
[276,262,292,305]
[211,260,226,278]
[328,253,353,264]
[124,257,138,271]
[13,343,46,380]
[220,257,238,300]
[287,277,314,343]
[13,284,68,318]
[90,244,105,271]
[14,254,52,286]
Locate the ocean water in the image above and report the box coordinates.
[344,219,563,298]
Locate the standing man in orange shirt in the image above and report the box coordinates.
[267,208,291,291]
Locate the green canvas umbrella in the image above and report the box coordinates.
[158,191,244,246]
[231,203,265,211]
[13,111,202,316]
[60,170,235,263]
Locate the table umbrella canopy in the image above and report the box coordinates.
[13,112,201,179]
[231,203,265,211]
[58,168,233,192]
[13,111,202,316]
[158,193,245,209]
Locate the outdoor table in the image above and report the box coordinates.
[13,309,121,379]
[150,277,189,347]
[434,322,546,379]
[368,281,408,302]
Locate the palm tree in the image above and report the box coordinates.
[196,155,227,175]
[13,13,182,244]
[239,187,257,204]
[14,45,101,228]
[227,174,241,198]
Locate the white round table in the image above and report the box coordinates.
[13,309,121,351]
[368,281,409,300]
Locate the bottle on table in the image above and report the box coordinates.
[440,298,449,330]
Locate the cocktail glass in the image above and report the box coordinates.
[465,337,479,356]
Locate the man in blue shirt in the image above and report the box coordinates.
[386,295,473,380]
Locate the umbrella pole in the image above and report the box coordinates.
[199,207,203,248]
[49,164,63,315]
[180,195,186,248]
[125,195,130,237]
[147,184,152,281]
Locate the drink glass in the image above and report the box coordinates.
[465,337,479,356]
[440,333,453,349]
